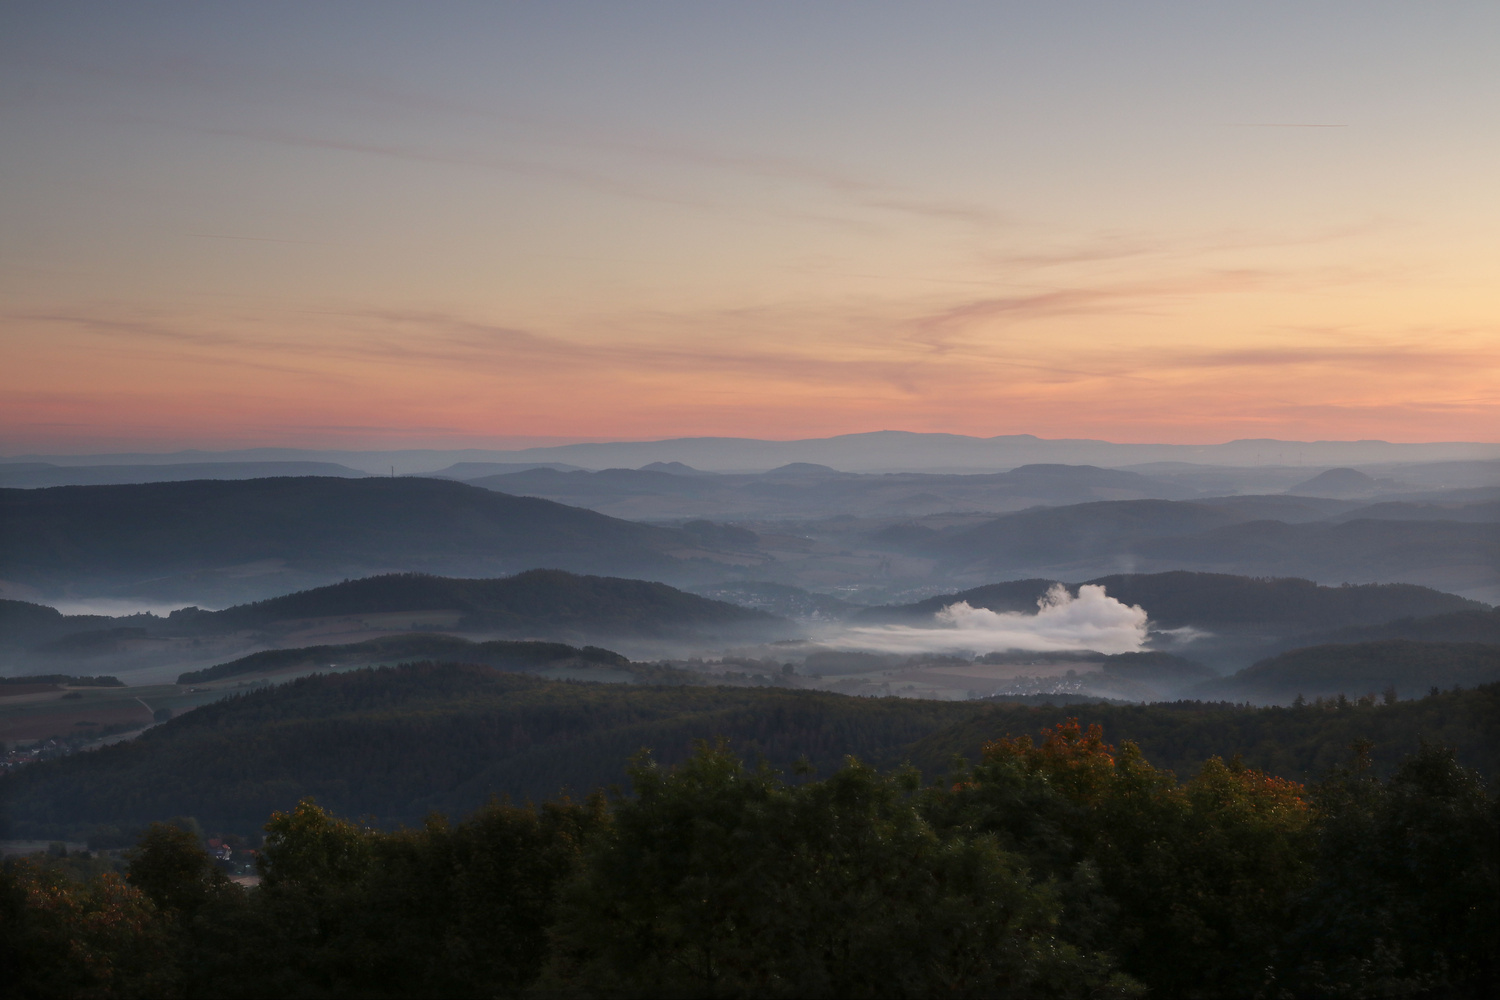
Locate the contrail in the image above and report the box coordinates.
[1227,123,1350,128]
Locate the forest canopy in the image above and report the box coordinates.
[3,728,1495,998]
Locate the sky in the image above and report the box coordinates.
[2,1,1498,453]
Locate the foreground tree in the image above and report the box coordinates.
[192,794,607,998]
[3,723,1492,998]
[126,821,234,921]
[544,740,1137,998]
[1287,740,1500,997]
[922,720,1315,997]
[0,858,175,999]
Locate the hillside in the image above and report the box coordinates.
[932,500,1240,566]
[174,634,636,685]
[1084,572,1484,629]
[1282,606,1500,648]
[0,600,128,651]
[900,500,1498,598]
[1197,640,1500,704]
[1,572,788,680]
[1139,517,1497,588]
[852,579,1061,623]
[902,682,1499,783]
[3,663,1493,842]
[0,477,734,603]
[0,665,981,837]
[191,570,782,638]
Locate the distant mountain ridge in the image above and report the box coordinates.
[10,432,1499,475]
[0,461,369,489]
[464,462,1202,520]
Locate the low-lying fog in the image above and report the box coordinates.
[44,598,220,618]
[833,584,1148,656]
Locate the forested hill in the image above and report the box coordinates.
[171,632,717,687]
[856,571,1485,630]
[902,682,1498,785]
[175,633,637,685]
[1085,572,1486,628]
[182,570,783,639]
[1197,640,1500,703]
[0,476,741,603]
[0,665,975,837]
[873,497,1498,594]
[1282,606,1500,648]
[853,578,1061,622]
[3,662,1493,841]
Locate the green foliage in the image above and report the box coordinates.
[921,721,1314,996]
[2,736,1495,999]
[126,822,233,919]
[906,683,1500,785]
[186,796,608,999]
[548,741,1135,998]
[1288,742,1500,995]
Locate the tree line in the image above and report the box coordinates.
[3,724,1495,998]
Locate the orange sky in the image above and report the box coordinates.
[3,4,1497,452]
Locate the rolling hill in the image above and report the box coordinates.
[1195,640,1500,704]
[173,633,636,685]
[1,571,789,678]
[4,662,1493,841]
[188,570,783,640]
[1281,606,1500,648]
[901,500,1499,598]
[0,477,747,603]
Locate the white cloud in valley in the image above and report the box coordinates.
[838,584,1148,656]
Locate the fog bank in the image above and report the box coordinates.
[838,584,1148,655]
